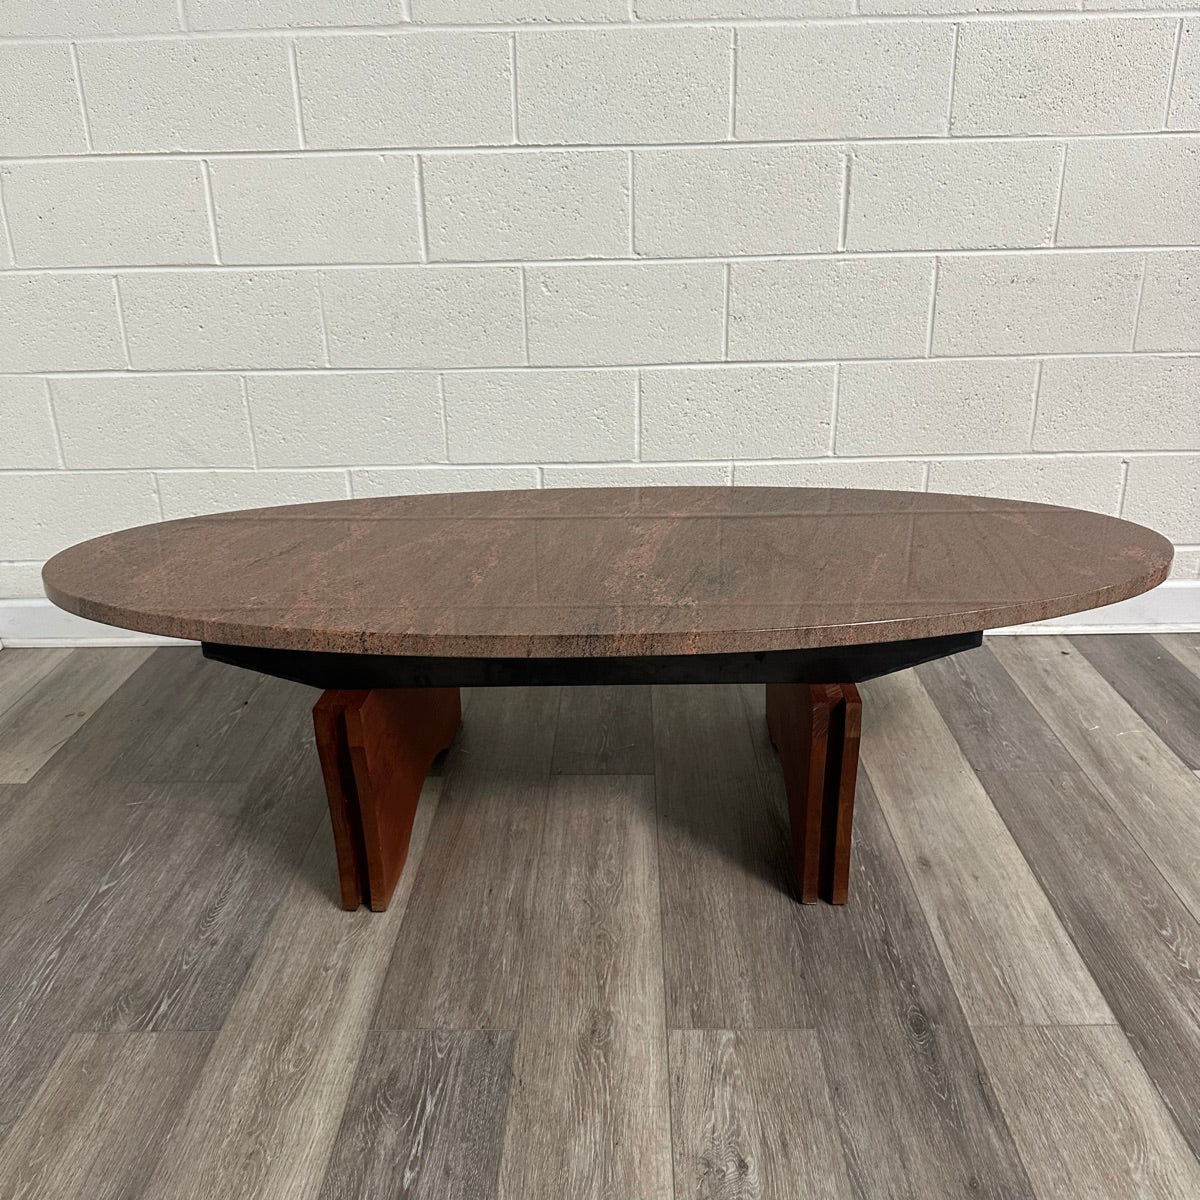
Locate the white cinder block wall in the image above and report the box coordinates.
[1,1,1199,608]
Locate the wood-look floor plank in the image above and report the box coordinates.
[498,774,672,1200]
[799,787,1034,1200]
[141,782,440,1200]
[0,772,159,1138]
[653,684,812,1031]
[551,684,654,774]
[1072,634,1200,769]
[921,646,1200,1160]
[373,687,560,1030]
[0,709,322,1137]
[669,1029,852,1200]
[0,1025,66,1148]
[451,684,561,778]
[0,696,323,1033]
[0,647,153,782]
[860,669,1110,1026]
[318,1030,516,1200]
[971,764,1200,1167]
[0,648,71,720]
[976,1025,1200,1200]
[79,746,327,1032]
[992,635,1200,921]
[1158,632,1200,678]
[40,647,310,786]
[0,1032,213,1200]
[5,644,1196,1197]
[716,688,1032,1198]
[917,648,1077,774]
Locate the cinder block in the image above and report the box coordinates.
[119,271,325,369]
[157,469,349,519]
[861,0,1056,13]
[846,142,1061,251]
[517,28,731,144]
[0,563,46,600]
[1,160,213,267]
[952,18,1177,135]
[1058,138,1200,247]
[638,0,849,14]
[542,463,733,486]
[0,0,178,36]
[209,155,421,265]
[351,465,539,495]
[932,253,1142,355]
[444,369,635,462]
[424,150,630,261]
[525,263,725,366]
[412,0,627,19]
[51,375,253,468]
[640,365,834,459]
[729,257,934,362]
[186,0,407,29]
[928,455,1125,513]
[1134,251,1200,351]
[0,44,87,156]
[736,24,955,139]
[77,38,298,152]
[1123,456,1200,543]
[634,145,842,256]
[321,266,526,367]
[1168,549,1200,580]
[0,274,125,371]
[0,378,59,469]
[297,33,513,149]
[734,459,927,489]
[1035,356,1200,451]
[1168,19,1199,130]
[247,372,444,466]
[0,471,160,560]
[837,360,1036,455]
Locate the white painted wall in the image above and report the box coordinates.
[0,1,1198,616]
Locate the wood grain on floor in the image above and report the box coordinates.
[0,647,152,783]
[991,635,1200,922]
[1072,634,1200,769]
[860,668,1109,1027]
[922,641,1200,1165]
[497,774,672,1200]
[669,1028,852,1200]
[318,1029,516,1200]
[0,639,1198,1199]
[975,1025,1200,1200]
[0,1032,214,1200]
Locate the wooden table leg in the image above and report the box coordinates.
[313,687,461,911]
[765,682,862,905]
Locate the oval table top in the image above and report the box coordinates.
[43,486,1172,658]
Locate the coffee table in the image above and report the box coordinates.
[42,486,1171,911]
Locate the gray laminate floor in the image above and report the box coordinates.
[1,634,1199,1199]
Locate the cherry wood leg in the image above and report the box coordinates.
[313,687,461,912]
[765,682,862,905]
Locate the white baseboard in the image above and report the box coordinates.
[0,600,194,647]
[2,582,1198,648]
[985,580,1200,634]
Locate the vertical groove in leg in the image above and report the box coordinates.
[765,682,861,906]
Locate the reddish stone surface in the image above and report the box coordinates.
[42,486,1172,657]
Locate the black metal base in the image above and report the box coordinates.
[202,631,982,690]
